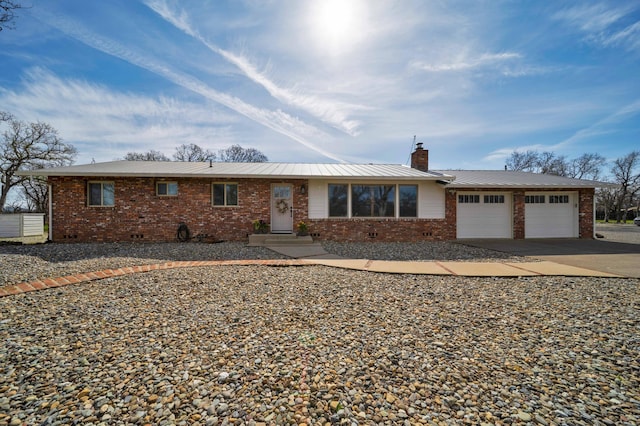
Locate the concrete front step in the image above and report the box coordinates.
[248,234,314,247]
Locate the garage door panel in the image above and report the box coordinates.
[525,192,577,238]
[457,192,512,238]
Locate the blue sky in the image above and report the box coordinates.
[1,0,639,170]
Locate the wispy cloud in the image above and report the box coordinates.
[32,8,345,162]
[556,99,640,147]
[553,3,640,51]
[0,68,239,160]
[144,0,364,136]
[483,99,640,163]
[413,52,522,73]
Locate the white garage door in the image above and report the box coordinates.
[525,192,577,238]
[457,192,512,238]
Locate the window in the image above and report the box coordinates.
[351,185,395,217]
[328,184,348,217]
[212,183,238,206]
[273,185,291,199]
[549,195,569,204]
[88,182,114,207]
[156,182,178,196]
[399,185,417,217]
[525,195,545,204]
[484,195,505,204]
[458,194,480,203]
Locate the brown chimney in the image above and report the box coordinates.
[411,142,429,171]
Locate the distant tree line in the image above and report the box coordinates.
[505,150,640,223]
[123,143,268,163]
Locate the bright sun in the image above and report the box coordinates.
[308,0,367,57]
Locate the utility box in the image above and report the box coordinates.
[0,213,45,237]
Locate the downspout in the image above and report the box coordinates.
[593,191,596,239]
[48,184,53,241]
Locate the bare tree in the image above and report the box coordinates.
[0,0,23,32]
[217,144,268,163]
[567,153,606,180]
[1,112,77,212]
[506,150,608,179]
[173,143,215,162]
[124,150,170,161]
[596,187,619,222]
[20,173,47,212]
[536,151,567,176]
[505,150,539,172]
[610,151,640,223]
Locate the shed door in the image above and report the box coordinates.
[457,192,512,238]
[525,192,577,238]
[271,184,293,233]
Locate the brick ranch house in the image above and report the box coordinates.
[19,144,610,243]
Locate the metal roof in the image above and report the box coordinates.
[18,162,614,188]
[434,170,615,188]
[20,160,454,181]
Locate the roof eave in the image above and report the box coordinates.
[19,171,452,180]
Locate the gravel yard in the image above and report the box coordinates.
[1,264,639,425]
[0,241,522,287]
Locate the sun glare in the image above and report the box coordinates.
[308,0,367,57]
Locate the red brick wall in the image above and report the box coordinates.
[48,176,596,242]
[446,188,595,240]
[48,176,308,242]
[578,188,595,238]
[513,190,525,239]
[306,218,450,242]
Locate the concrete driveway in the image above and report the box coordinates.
[459,237,640,278]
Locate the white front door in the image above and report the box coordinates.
[271,184,293,233]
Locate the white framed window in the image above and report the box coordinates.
[328,184,348,217]
[525,195,545,204]
[458,194,480,204]
[399,185,418,217]
[549,195,569,204]
[484,195,505,204]
[212,183,238,206]
[88,182,114,207]
[156,181,178,196]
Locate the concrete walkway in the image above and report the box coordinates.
[266,243,623,278]
[0,242,626,298]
